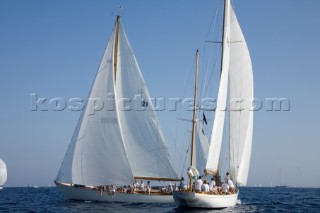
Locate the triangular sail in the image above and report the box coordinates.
[115,23,178,180]
[205,0,231,173]
[229,7,253,186]
[56,25,134,186]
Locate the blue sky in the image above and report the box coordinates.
[0,0,320,187]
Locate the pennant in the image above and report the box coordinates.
[203,113,207,125]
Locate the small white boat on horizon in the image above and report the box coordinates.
[0,159,7,190]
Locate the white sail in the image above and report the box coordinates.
[228,7,253,186]
[56,24,134,186]
[0,159,7,186]
[56,17,178,186]
[195,121,209,175]
[205,0,231,173]
[116,23,178,180]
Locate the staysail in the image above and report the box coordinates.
[0,159,7,187]
[228,6,253,186]
[56,16,178,186]
[205,0,231,173]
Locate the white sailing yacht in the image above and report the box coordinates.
[173,0,253,209]
[55,15,179,203]
[0,159,7,190]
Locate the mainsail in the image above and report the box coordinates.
[228,7,253,186]
[56,16,178,186]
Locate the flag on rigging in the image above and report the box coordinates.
[203,113,207,125]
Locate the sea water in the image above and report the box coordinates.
[0,187,319,212]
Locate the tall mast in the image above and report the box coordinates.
[189,49,199,192]
[114,15,120,82]
[219,0,228,76]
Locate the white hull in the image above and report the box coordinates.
[0,186,3,190]
[56,183,174,203]
[173,191,238,209]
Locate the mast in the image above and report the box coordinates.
[114,15,120,82]
[219,0,228,76]
[189,49,199,192]
[223,0,232,181]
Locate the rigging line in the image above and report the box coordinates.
[200,42,213,100]
[174,56,195,173]
[173,117,178,172]
[205,0,222,41]
[202,14,224,101]
[180,131,192,177]
[177,122,189,175]
[175,54,198,173]
[200,2,222,100]
[181,60,196,100]
[197,123,210,174]
[176,59,196,123]
[202,45,222,98]
[200,43,213,101]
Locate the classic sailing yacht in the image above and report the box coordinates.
[173,0,253,209]
[55,15,179,203]
[0,159,7,190]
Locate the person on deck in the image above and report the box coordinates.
[179,177,186,191]
[110,185,116,197]
[201,180,210,192]
[228,178,235,193]
[134,181,139,189]
[195,176,203,192]
[225,172,230,181]
[221,181,229,194]
[167,183,173,194]
[146,181,151,194]
[140,180,145,190]
[209,177,216,192]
